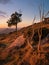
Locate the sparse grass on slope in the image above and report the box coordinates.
[0,22,49,65]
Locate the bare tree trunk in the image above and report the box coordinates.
[38,35,41,58]
[16,24,17,32]
[38,28,42,58]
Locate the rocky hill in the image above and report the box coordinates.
[0,22,49,65]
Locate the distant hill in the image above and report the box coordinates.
[0,28,20,34]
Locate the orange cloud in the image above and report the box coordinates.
[0,18,8,28]
[0,17,33,28]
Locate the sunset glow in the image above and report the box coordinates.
[0,0,49,28]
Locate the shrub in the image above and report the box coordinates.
[0,43,6,48]
[4,53,14,64]
[20,60,31,65]
[45,52,49,61]
[41,28,49,39]
[27,28,33,37]
[32,32,39,42]
[36,59,44,65]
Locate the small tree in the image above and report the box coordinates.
[7,11,22,32]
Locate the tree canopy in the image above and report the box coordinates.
[7,11,22,31]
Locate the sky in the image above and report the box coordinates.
[0,0,49,28]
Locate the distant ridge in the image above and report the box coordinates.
[0,28,15,34]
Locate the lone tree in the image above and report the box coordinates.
[7,11,22,32]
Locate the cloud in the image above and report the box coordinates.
[0,0,11,4]
[0,15,6,18]
[0,10,6,15]
[0,10,7,18]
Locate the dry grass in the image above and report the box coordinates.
[0,22,49,65]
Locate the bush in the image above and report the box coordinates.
[0,43,6,48]
[32,32,39,42]
[20,60,31,65]
[36,59,44,65]
[5,55,14,64]
[45,52,49,61]
[41,28,49,39]
[0,60,5,65]
[27,28,32,37]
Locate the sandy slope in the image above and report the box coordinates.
[8,35,25,48]
[0,22,49,65]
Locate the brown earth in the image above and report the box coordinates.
[0,22,49,65]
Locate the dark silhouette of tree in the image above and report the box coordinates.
[7,11,22,32]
